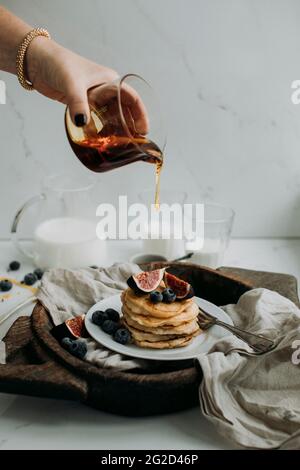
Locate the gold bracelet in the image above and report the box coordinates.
[16,28,51,91]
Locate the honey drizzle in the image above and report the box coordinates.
[0,293,12,302]
[0,276,38,295]
[155,159,163,210]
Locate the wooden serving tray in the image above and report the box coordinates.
[0,263,298,416]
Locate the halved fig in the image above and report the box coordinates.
[127,268,165,294]
[51,314,88,341]
[164,272,194,300]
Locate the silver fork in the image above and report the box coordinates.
[197,308,275,353]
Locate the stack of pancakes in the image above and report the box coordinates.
[121,286,201,349]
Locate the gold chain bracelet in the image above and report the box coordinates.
[16,28,51,91]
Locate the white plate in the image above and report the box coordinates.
[85,294,233,361]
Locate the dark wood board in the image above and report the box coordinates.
[0,263,297,416]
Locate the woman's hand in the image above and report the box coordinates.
[26,37,148,132]
[0,7,148,131]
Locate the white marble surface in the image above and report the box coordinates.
[0,238,300,450]
[1,0,300,238]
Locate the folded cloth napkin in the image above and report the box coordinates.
[198,288,300,449]
[37,262,145,371]
[27,263,300,448]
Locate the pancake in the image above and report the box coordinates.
[122,295,197,320]
[122,297,198,325]
[125,287,194,312]
[123,288,194,318]
[122,295,199,322]
[122,306,199,335]
[133,331,200,349]
[123,319,184,342]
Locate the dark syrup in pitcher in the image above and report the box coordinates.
[66,134,163,208]
[65,99,164,208]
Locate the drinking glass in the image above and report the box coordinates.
[185,202,235,269]
[137,189,188,260]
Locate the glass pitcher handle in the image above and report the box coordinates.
[11,194,45,261]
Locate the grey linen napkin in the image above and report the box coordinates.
[37,263,300,448]
[37,262,145,371]
[198,288,300,449]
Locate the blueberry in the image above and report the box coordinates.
[105,308,120,322]
[23,273,38,286]
[114,328,131,345]
[162,288,176,303]
[101,319,119,335]
[9,261,20,271]
[69,340,87,360]
[150,290,163,303]
[34,268,44,280]
[0,280,13,292]
[61,337,73,351]
[92,310,108,326]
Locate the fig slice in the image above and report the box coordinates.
[164,272,194,300]
[127,268,165,293]
[51,314,88,342]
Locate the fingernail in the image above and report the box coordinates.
[74,113,87,127]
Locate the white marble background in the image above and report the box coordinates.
[1,0,300,238]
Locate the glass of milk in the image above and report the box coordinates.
[138,189,188,260]
[185,203,235,269]
[11,173,107,269]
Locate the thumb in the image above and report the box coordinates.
[66,83,90,127]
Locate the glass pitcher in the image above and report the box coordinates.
[11,173,106,269]
[65,74,166,173]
